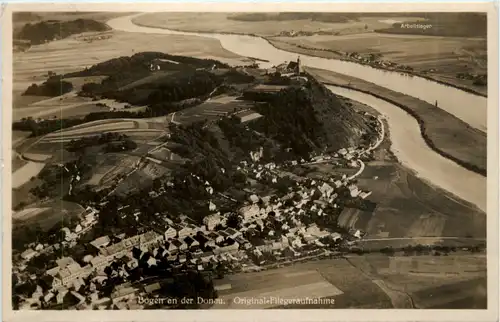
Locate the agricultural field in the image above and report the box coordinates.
[337,162,485,239]
[12,207,50,221]
[346,254,487,309]
[175,95,253,125]
[12,161,46,189]
[13,29,245,88]
[215,257,393,309]
[270,33,486,96]
[133,13,413,37]
[112,162,170,197]
[91,155,141,187]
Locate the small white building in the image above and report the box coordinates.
[21,249,37,261]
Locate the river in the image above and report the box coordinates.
[108,14,487,132]
[327,86,486,212]
[106,15,487,212]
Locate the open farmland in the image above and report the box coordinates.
[212,258,393,309]
[336,162,485,239]
[346,254,487,309]
[98,155,141,187]
[14,29,245,87]
[12,162,46,189]
[133,13,415,37]
[12,207,50,221]
[111,161,171,197]
[270,33,486,96]
[176,95,253,125]
[37,119,165,144]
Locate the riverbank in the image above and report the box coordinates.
[307,67,487,177]
[268,39,487,98]
[131,17,487,98]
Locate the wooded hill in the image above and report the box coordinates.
[15,19,110,45]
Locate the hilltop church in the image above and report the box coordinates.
[286,56,302,76]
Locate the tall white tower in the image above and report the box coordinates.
[296,56,301,75]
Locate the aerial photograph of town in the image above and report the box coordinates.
[8,9,490,312]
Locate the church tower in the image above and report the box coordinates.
[295,56,301,75]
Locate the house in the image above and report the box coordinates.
[306,225,330,238]
[219,230,231,239]
[209,201,217,212]
[239,204,260,222]
[303,235,317,244]
[179,254,187,263]
[330,232,342,242]
[140,231,164,248]
[46,266,60,277]
[207,232,224,244]
[74,224,83,233]
[147,257,157,267]
[35,243,44,251]
[164,226,177,240]
[289,236,303,248]
[338,148,348,156]
[127,257,139,269]
[171,239,188,252]
[44,291,55,303]
[319,183,334,198]
[213,242,240,255]
[90,236,111,250]
[183,236,200,249]
[359,191,372,199]
[56,288,69,304]
[194,234,210,247]
[348,184,360,198]
[56,257,77,268]
[56,263,93,286]
[200,252,215,263]
[21,249,37,261]
[248,194,260,204]
[178,226,195,238]
[224,228,241,239]
[203,213,222,231]
[144,282,161,294]
[90,255,110,270]
[110,283,138,303]
[282,246,300,258]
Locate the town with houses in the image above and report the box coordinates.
[13,111,385,310]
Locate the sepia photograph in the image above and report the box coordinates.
[1,2,498,321]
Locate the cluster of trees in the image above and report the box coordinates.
[248,84,327,158]
[13,117,83,137]
[103,139,137,153]
[169,122,240,192]
[15,19,110,45]
[29,158,91,199]
[12,213,80,252]
[347,242,486,257]
[23,76,73,97]
[242,77,365,159]
[82,69,222,106]
[65,132,133,152]
[217,117,272,162]
[65,52,229,79]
